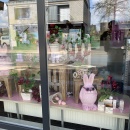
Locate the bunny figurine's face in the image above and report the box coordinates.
[79,73,97,111]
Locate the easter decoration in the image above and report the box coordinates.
[79,73,97,111]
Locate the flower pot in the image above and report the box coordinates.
[49,43,60,53]
[21,92,32,100]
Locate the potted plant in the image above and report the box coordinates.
[49,26,62,52]
[18,71,36,100]
[98,88,115,102]
[49,26,63,63]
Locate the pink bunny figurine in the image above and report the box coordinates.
[79,73,97,111]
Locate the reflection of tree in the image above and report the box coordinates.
[94,0,130,21]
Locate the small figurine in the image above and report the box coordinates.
[79,73,97,111]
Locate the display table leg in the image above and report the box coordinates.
[7,113,10,117]
[61,109,64,128]
[16,103,20,119]
[67,70,73,93]
[59,67,67,101]
[116,118,119,130]
[10,113,12,118]
[14,79,18,93]
[4,77,12,98]
[21,114,23,120]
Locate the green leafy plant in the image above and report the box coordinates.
[98,88,118,101]
[49,26,62,44]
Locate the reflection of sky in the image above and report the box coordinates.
[0,3,8,28]
[0,0,9,2]
[90,0,100,31]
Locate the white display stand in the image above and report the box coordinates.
[0,95,129,130]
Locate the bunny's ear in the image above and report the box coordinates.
[88,73,95,85]
[83,74,89,86]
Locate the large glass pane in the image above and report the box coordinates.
[1,0,130,129]
[0,0,44,126]
[47,0,130,130]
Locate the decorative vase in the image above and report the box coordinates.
[21,92,32,100]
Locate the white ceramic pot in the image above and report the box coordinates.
[49,43,60,63]
[49,43,60,53]
[21,92,32,100]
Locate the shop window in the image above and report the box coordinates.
[59,6,70,22]
[14,7,30,20]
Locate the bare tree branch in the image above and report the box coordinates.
[93,0,130,21]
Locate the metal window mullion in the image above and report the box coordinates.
[37,0,50,130]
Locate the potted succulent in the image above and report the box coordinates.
[18,71,36,100]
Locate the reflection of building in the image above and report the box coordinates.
[1,28,9,36]
[100,22,108,34]
[7,1,38,47]
[7,0,91,47]
[48,0,91,33]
